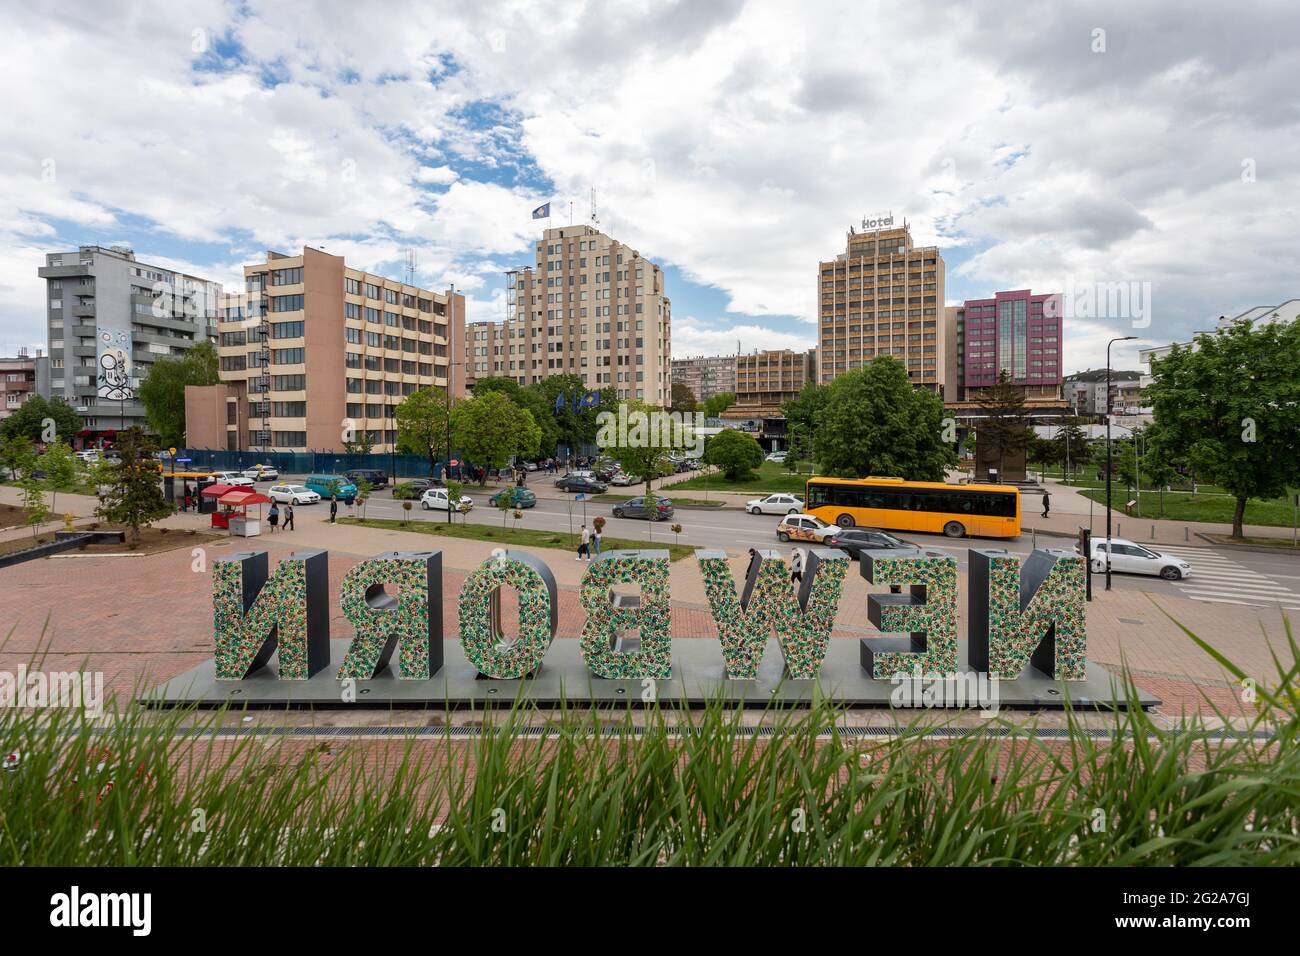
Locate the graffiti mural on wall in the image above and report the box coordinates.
[96,326,132,401]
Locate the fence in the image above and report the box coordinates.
[180,448,446,480]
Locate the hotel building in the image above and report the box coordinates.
[463,224,671,405]
[816,219,950,395]
[188,246,464,453]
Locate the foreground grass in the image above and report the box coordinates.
[665,461,813,495]
[2,615,1296,866]
[339,516,695,561]
[1079,488,1296,527]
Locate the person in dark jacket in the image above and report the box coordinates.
[1041,492,1051,518]
[329,495,338,523]
[267,503,280,532]
[283,504,294,531]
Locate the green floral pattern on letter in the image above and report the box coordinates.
[579,550,672,679]
[459,550,557,678]
[338,551,442,680]
[862,553,958,679]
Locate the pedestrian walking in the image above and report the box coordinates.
[790,546,804,584]
[593,526,602,556]
[283,504,294,531]
[577,524,591,561]
[267,503,280,532]
[329,495,338,524]
[1041,491,1051,518]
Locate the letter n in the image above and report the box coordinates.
[579,549,672,679]
[213,550,330,680]
[969,549,1087,680]
[338,551,443,679]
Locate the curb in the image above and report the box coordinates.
[1193,531,1300,557]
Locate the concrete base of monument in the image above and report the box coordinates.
[143,639,1159,710]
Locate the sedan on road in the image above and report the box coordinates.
[610,471,642,486]
[775,513,834,543]
[393,478,444,498]
[489,487,537,508]
[1081,538,1192,581]
[212,471,256,488]
[555,475,607,494]
[824,528,920,559]
[268,484,320,505]
[746,493,804,515]
[612,496,674,521]
[242,464,279,481]
[420,488,474,512]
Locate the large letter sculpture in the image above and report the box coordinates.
[969,549,1087,680]
[697,548,848,679]
[338,551,443,680]
[859,551,958,679]
[213,549,330,680]
[459,550,558,678]
[579,549,672,679]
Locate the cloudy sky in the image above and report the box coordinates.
[2,0,1297,374]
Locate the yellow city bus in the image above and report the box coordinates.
[804,476,1021,539]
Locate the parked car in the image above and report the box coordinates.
[212,470,256,488]
[268,484,321,505]
[612,496,674,521]
[555,475,607,494]
[776,513,834,543]
[242,464,279,481]
[610,471,642,486]
[75,450,100,463]
[1079,538,1192,581]
[746,493,805,516]
[345,468,388,489]
[489,487,537,508]
[765,451,787,463]
[420,488,474,512]
[824,528,920,559]
[521,460,540,472]
[557,470,595,485]
[393,478,444,499]
[304,474,357,503]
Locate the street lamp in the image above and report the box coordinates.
[444,284,463,526]
[1105,335,1138,591]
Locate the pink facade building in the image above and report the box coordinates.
[954,289,1062,403]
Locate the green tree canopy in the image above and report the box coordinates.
[394,387,452,477]
[814,358,957,480]
[1144,316,1300,536]
[596,399,681,492]
[702,428,764,480]
[454,391,542,471]
[975,371,1030,478]
[0,394,82,445]
[95,427,172,544]
[703,391,736,418]
[137,340,219,447]
[671,382,698,413]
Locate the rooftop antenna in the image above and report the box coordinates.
[404,250,417,286]
[590,187,600,228]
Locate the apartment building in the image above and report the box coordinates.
[1063,368,1143,417]
[817,218,950,395]
[726,349,816,419]
[188,246,464,453]
[0,350,40,420]
[36,245,222,439]
[947,289,1065,408]
[463,224,672,405]
[671,354,737,403]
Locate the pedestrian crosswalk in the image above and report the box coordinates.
[1155,545,1300,611]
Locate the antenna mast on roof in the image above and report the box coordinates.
[404,250,417,286]
[591,188,600,228]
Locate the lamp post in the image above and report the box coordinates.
[444,284,462,526]
[1105,335,1137,591]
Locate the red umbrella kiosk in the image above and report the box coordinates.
[215,488,272,537]
[200,483,241,530]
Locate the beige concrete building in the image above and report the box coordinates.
[724,348,816,419]
[671,354,737,403]
[188,246,464,453]
[817,218,951,396]
[463,224,671,405]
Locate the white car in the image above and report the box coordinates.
[610,471,642,486]
[776,513,835,544]
[765,451,787,463]
[268,484,321,505]
[420,488,474,512]
[1082,538,1192,581]
[242,465,279,481]
[76,450,101,463]
[747,493,805,516]
[212,471,255,488]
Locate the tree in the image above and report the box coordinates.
[781,381,830,467]
[1051,419,1089,480]
[1,433,35,480]
[137,341,218,447]
[19,471,49,541]
[395,387,452,478]
[596,399,682,492]
[94,427,173,544]
[703,392,736,418]
[786,423,811,474]
[671,382,698,413]
[354,477,373,519]
[703,428,764,480]
[975,371,1030,479]
[0,394,82,445]
[1139,424,1180,518]
[815,358,957,480]
[454,391,541,473]
[529,373,617,458]
[1145,317,1300,537]
[42,440,78,514]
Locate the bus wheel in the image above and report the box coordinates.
[942,521,965,538]
[836,514,855,528]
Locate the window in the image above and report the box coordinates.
[345,302,361,319]
[271,294,304,312]
[271,374,306,390]
[272,348,304,364]
[272,402,306,417]
[271,321,304,339]
[271,267,302,285]
[345,277,361,295]
[272,431,306,446]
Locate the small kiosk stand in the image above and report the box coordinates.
[214,488,271,537]
[199,484,240,530]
